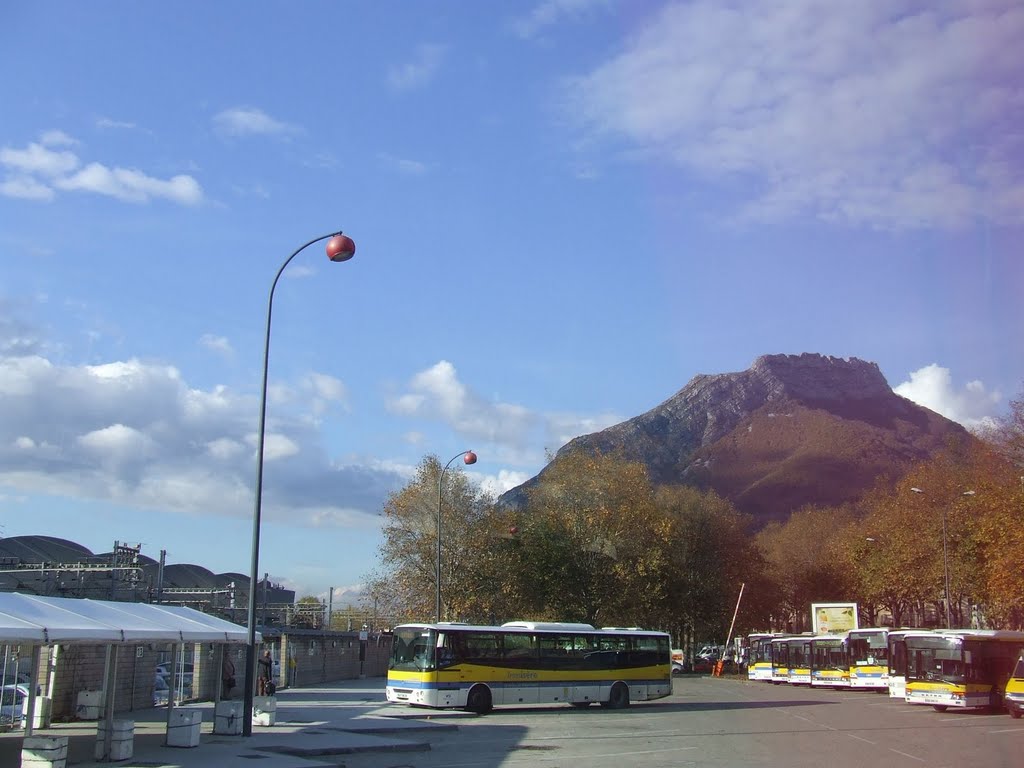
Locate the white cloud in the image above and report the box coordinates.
[0,133,202,206]
[96,117,136,130]
[478,468,531,496]
[512,0,609,39]
[0,142,79,176]
[378,153,430,175]
[387,44,446,91]
[387,361,620,461]
[56,163,203,205]
[0,316,405,526]
[894,364,1001,429]
[213,107,299,137]
[199,333,234,358]
[565,0,1024,230]
[0,176,55,201]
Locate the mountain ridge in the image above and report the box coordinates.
[499,353,969,524]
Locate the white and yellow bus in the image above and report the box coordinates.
[886,629,932,699]
[905,630,1024,711]
[747,633,782,682]
[769,636,795,684]
[785,635,813,685]
[810,635,849,688]
[385,621,672,713]
[847,628,890,690]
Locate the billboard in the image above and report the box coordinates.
[811,603,858,635]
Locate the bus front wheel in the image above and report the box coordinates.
[465,685,493,715]
[932,705,948,712]
[602,682,630,709]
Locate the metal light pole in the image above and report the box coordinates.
[436,450,477,623]
[910,487,975,630]
[243,230,355,736]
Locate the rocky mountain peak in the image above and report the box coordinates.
[748,353,892,402]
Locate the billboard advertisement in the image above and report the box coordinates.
[811,603,858,635]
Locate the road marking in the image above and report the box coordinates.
[888,748,925,762]
[987,727,1024,734]
[847,734,876,744]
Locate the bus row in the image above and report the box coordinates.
[746,628,1024,716]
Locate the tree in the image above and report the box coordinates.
[510,450,665,626]
[756,504,856,631]
[364,454,495,623]
[653,485,768,651]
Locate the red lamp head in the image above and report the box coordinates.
[326,234,356,263]
[463,451,477,465]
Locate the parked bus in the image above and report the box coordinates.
[385,621,672,713]
[886,629,932,699]
[747,633,782,682]
[905,630,1024,711]
[770,636,791,684]
[1004,651,1024,719]
[785,635,813,685]
[847,628,889,690]
[810,635,849,688]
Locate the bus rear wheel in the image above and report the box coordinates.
[601,682,630,709]
[465,685,493,715]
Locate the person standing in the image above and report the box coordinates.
[257,649,274,695]
[221,652,236,699]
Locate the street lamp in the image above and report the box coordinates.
[436,450,477,622]
[910,487,976,630]
[242,230,356,737]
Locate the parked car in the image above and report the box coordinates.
[152,674,169,707]
[1,684,29,725]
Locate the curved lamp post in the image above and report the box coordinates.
[910,486,976,629]
[436,450,477,622]
[243,230,355,736]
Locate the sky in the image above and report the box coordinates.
[1,0,1022,604]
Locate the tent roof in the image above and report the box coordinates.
[0,593,256,645]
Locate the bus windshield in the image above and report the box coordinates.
[848,632,888,665]
[908,637,964,684]
[390,627,438,672]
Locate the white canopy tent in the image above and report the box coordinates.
[0,592,254,645]
[0,592,256,758]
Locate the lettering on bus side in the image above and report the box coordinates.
[507,672,539,680]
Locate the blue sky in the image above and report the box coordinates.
[1,1,1021,603]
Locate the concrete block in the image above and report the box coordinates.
[214,700,243,735]
[21,697,52,730]
[75,690,104,721]
[166,708,202,748]
[252,695,277,726]
[95,719,134,762]
[22,735,68,768]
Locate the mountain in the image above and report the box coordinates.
[499,353,970,526]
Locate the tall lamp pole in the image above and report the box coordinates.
[436,450,477,623]
[243,230,355,736]
[910,487,976,630]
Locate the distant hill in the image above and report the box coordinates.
[499,353,970,526]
